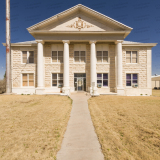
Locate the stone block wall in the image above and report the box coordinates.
[11,46,37,88]
[122,47,147,89]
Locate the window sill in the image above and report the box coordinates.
[73,62,86,64]
[51,62,63,64]
[126,63,138,64]
[21,86,35,88]
[21,63,35,64]
[96,63,110,64]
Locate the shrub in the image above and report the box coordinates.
[0,79,6,94]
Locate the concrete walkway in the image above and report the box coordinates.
[57,92,104,160]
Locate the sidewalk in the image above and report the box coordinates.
[57,92,104,160]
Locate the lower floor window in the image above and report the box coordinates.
[52,73,63,88]
[97,73,108,87]
[22,73,34,86]
[126,74,138,87]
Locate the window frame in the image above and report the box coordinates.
[51,73,63,88]
[51,51,63,63]
[21,73,35,87]
[96,51,109,63]
[126,51,138,64]
[97,73,109,88]
[126,73,139,88]
[21,51,34,64]
[74,51,86,63]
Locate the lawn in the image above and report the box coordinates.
[152,89,160,97]
[88,94,160,160]
[0,95,72,160]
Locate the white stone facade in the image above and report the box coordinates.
[3,4,157,96]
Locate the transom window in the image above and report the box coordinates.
[126,51,138,63]
[22,73,34,87]
[97,73,108,87]
[126,74,138,87]
[52,73,63,88]
[97,51,108,63]
[22,51,34,63]
[74,51,85,63]
[52,51,63,63]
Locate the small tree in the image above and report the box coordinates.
[4,72,6,79]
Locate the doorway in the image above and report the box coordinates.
[74,73,86,91]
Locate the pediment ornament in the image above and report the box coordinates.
[66,17,94,31]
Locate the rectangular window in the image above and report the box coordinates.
[22,51,34,64]
[52,51,63,63]
[126,74,138,87]
[126,51,137,63]
[74,51,86,63]
[52,73,63,88]
[97,73,108,87]
[97,51,108,63]
[22,51,27,63]
[22,73,34,87]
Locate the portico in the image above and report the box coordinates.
[35,38,124,96]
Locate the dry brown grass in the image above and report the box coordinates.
[0,95,72,160]
[152,89,160,97]
[88,95,160,160]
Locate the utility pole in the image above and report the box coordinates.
[6,0,11,93]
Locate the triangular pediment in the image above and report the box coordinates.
[27,4,132,33]
[39,14,123,32]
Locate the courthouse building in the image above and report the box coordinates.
[3,4,157,96]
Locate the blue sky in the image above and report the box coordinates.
[0,0,160,79]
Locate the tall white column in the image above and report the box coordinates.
[36,40,44,94]
[89,40,99,96]
[115,40,124,95]
[62,40,70,95]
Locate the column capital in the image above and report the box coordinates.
[89,40,97,44]
[115,40,123,44]
[62,40,70,44]
[36,40,45,44]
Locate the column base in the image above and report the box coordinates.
[62,87,70,96]
[116,87,125,95]
[90,87,99,96]
[36,88,45,95]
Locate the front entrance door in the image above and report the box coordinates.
[77,78,83,91]
[74,73,86,91]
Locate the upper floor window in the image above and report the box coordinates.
[22,51,34,64]
[126,74,138,87]
[97,73,108,87]
[52,51,63,63]
[97,51,108,63]
[52,73,63,88]
[22,73,34,87]
[126,51,137,63]
[74,51,85,63]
